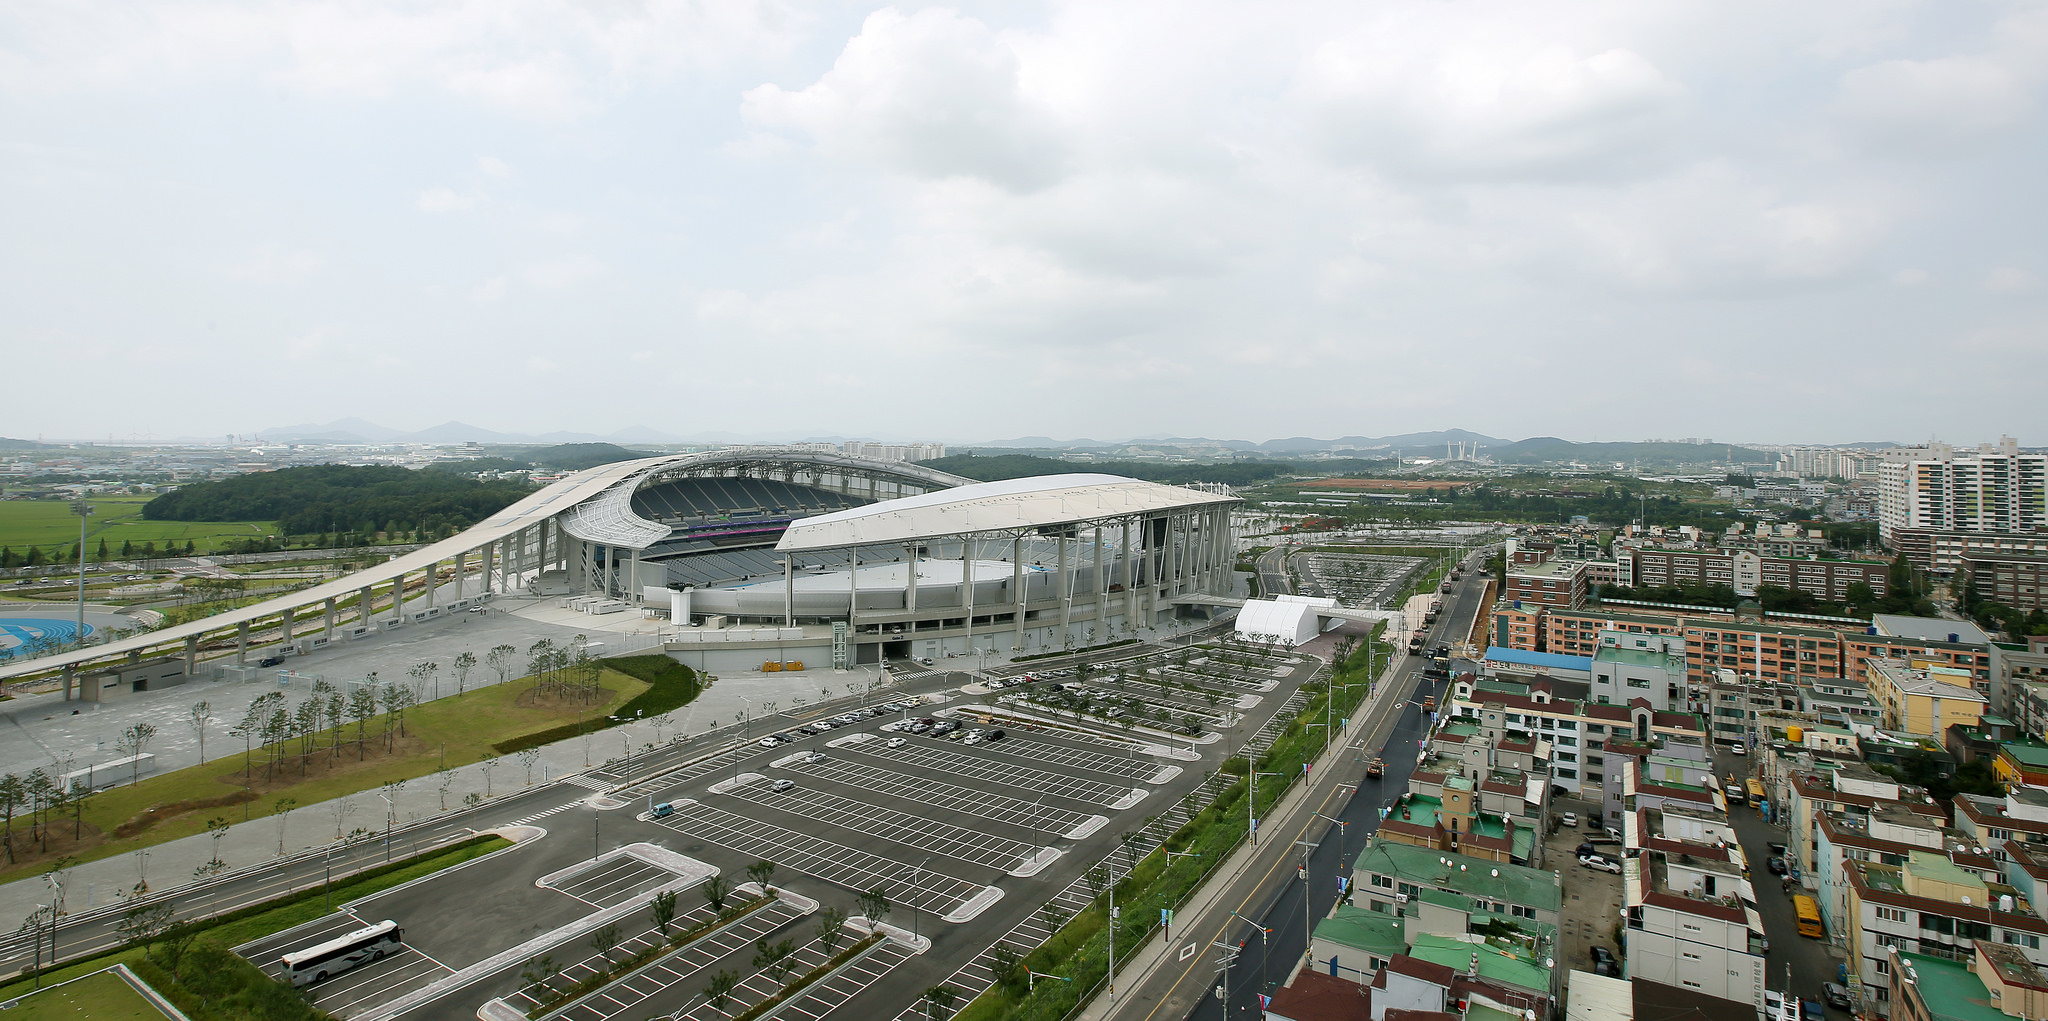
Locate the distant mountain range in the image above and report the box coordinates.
[249,420,1782,466]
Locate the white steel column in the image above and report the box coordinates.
[1012,533,1026,650]
[324,597,337,640]
[1094,526,1107,636]
[1057,532,1071,641]
[848,547,859,630]
[1120,517,1136,630]
[905,543,919,615]
[358,586,373,627]
[784,557,795,626]
[962,535,975,653]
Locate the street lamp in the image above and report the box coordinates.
[1249,770,1280,846]
[71,501,92,650]
[1293,839,1319,965]
[905,856,932,940]
[1313,810,1351,867]
[377,792,394,863]
[1230,910,1271,1010]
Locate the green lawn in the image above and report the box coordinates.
[0,497,274,556]
[0,968,170,1019]
[0,671,647,884]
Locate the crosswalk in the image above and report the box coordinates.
[506,801,582,827]
[560,774,616,792]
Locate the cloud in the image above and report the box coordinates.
[742,7,1067,191]
[1891,268,1928,287]
[520,254,606,290]
[476,155,512,178]
[1834,55,2032,151]
[223,245,324,283]
[470,276,508,302]
[417,187,481,213]
[1983,267,2038,294]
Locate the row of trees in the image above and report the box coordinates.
[141,464,534,537]
[1,538,207,569]
[223,677,420,783]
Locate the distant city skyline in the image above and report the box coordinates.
[3,2,2042,443]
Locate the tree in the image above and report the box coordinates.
[747,859,777,892]
[436,770,455,811]
[701,969,740,1010]
[0,774,21,864]
[587,921,621,967]
[272,797,297,856]
[330,793,358,840]
[817,906,848,954]
[517,747,542,787]
[204,816,230,867]
[702,874,732,912]
[115,902,175,959]
[519,954,561,998]
[858,886,891,926]
[186,701,215,765]
[452,651,476,696]
[753,936,797,980]
[487,644,517,688]
[479,757,500,797]
[234,692,284,778]
[347,685,378,759]
[651,889,678,934]
[923,986,958,1021]
[117,723,157,786]
[408,661,439,703]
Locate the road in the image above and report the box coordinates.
[1100,551,1493,1021]
[1254,547,1289,601]
[1712,746,1847,1008]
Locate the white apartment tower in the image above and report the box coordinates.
[1878,437,2048,545]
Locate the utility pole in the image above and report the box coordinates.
[1295,839,1319,965]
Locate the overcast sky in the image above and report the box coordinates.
[3,1,2044,447]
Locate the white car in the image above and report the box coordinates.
[1731,743,1747,756]
[758,737,779,748]
[1579,854,1623,874]
[887,737,907,748]
[1560,812,1578,828]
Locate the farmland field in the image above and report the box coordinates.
[0,497,273,555]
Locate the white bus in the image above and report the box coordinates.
[280,920,403,986]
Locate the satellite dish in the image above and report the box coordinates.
[1491,869,1499,877]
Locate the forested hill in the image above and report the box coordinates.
[143,465,536,537]
[923,453,1323,487]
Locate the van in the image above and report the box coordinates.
[651,803,674,818]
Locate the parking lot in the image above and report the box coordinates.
[1543,798,1626,978]
[230,636,1324,1021]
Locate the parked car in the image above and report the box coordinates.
[771,778,795,792]
[1576,842,1597,859]
[1731,743,1747,756]
[1800,999,1823,1021]
[1579,854,1623,874]
[1560,812,1579,828]
[987,729,1006,742]
[1767,856,1788,875]
[1823,983,1852,1009]
[651,802,674,818]
[803,752,826,764]
[759,737,779,748]
[1591,947,1617,968]
[887,737,907,748]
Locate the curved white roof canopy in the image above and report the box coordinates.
[556,450,973,548]
[774,474,1239,553]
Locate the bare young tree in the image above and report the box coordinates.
[347,684,378,759]
[517,747,541,787]
[186,701,215,764]
[435,770,455,811]
[452,651,477,696]
[273,797,296,857]
[116,723,156,786]
[482,642,514,688]
[407,660,439,703]
[330,793,358,840]
[479,757,500,798]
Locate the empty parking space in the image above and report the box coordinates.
[723,777,1041,871]
[544,855,682,908]
[780,938,917,1021]
[649,800,990,916]
[974,734,1167,781]
[782,757,1092,835]
[616,744,759,800]
[867,742,1136,807]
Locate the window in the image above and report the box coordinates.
[1398,883,1419,898]
[1556,720,1577,731]
[1628,678,1650,688]
[1586,724,1606,735]
[2005,932,2042,950]
[1588,772,1604,784]
[1370,874,1394,889]
[1588,755,1605,766]
[1877,907,1908,923]
[1556,767,1577,779]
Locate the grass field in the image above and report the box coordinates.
[0,497,274,556]
[0,670,647,884]
[1,968,170,1019]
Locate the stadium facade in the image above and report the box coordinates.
[1,450,1241,694]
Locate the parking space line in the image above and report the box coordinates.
[783,757,1091,835]
[973,734,1161,781]
[721,778,1041,871]
[649,801,990,916]
[862,743,1134,807]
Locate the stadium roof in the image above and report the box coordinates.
[775,474,1238,553]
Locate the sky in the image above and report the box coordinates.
[2,1,2044,447]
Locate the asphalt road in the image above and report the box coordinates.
[1099,558,1489,1021]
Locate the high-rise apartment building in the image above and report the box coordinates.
[1878,438,2048,545]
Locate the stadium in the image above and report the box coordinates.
[0,450,1243,694]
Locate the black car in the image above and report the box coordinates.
[1591,947,1617,967]
[1767,856,1788,875]
[987,729,1006,741]
[1575,841,1597,858]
